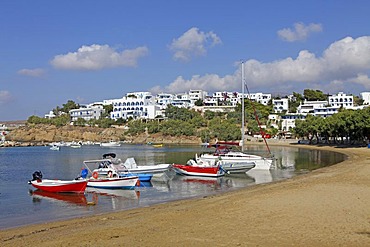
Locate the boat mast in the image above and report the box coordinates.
[241,61,245,152]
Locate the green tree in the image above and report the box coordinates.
[194,99,203,106]
[51,114,70,127]
[74,118,86,126]
[165,105,199,121]
[303,89,327,101]
[289,92,304,113]
[102,104,113,118]
[353,95,364,106]
[97,118,115,128]
[61,100,79,113]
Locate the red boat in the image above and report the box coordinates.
[28,171,87,193]
[173,160,225,177]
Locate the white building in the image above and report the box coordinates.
[248,93,271,105]
[297,100,328,114]
[328,92,353,108]
[107,92,159,120]
[360,92,370,105]
[189,89,208,104]
[280,114,306,132]
[70,104,105,122]
[44,111,56,119]
[203,96,218,106]
[272,98,289,113]
[156,93,174,109]
[312,107,339,118]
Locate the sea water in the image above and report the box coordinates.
[0,144,345,229]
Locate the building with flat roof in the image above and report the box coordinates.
[328,92,353,108]
[70,104,105,122]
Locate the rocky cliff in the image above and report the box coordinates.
[4,124,201,145]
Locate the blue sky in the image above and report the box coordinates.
[1,0,370,121]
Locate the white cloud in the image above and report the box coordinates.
[0,90,12,104]
[17,68,45,77]
[153,36,370,94]
[169,27,222,62]
[277,22,322,42]
[51,44,149,70]
[344,74,370,90]
[151,73,236,94]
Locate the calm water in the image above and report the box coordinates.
[0,144,346,229]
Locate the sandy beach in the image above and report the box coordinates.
[1,144,370,246]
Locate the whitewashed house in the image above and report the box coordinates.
[328,92,353,108]
[70,104,104,122]
[272,98,289,113]
[107,92,159,120]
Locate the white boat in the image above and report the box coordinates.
[197,143,273,171]
[87,176,138,189]
[196,63,274,172]
[117,157,171,174]
[195,153,256,173]
[98,153,172,175]
[70,142,82,148]
[80,164,138,189]
[100,141,121,147]
[50,144,60,151]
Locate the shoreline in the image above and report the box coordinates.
[1,144,370,246]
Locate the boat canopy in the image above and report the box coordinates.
[103,153,116,159]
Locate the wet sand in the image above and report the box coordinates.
[1,144,370,246]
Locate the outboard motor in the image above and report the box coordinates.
[29,170,43,184]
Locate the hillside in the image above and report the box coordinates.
[4,124,201,145]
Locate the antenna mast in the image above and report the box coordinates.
[241,61,245,152]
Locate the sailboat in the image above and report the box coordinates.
[196,62,274,171]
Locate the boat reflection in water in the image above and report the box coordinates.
[86,187,140,210]
[29,190,88,206]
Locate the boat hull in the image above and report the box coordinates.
[220,162,256,174]
[30,179,87,193]
[87,176,138,189]
[120,173,153,182]
[173,164,225,177]
[199,152,273,170]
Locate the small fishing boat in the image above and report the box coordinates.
[50,144,60,151]
[80,165,138,189]
[152,144,163,148]
[28,171,87,193]
[173,159,225,178]
[70,143,82,148]
[100,140,121,147]
[87,176,138,189]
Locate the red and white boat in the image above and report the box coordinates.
[173,159,225,177]
[28,171,87,193]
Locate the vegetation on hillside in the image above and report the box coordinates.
[24,90,370,145]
